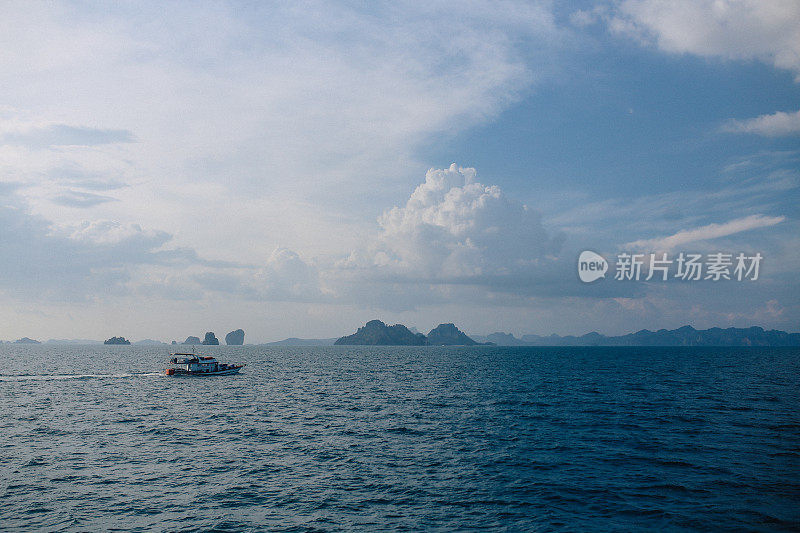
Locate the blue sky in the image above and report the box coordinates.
[0,1,798,342]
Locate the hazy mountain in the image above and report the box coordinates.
[471,332,527,346]
[262,337,337,346]
[45,339,102,345]
[475,326,800,347]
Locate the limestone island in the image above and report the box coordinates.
[225,329,245,345]
[104,336,131,345]
[335,320,426,346]
[202,332,220,345]
[335,320,485,346]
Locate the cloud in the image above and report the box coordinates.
[168,247,328,303]
[722,109,800,136]
[623,214,786,250]
[52,190,117,208]
[342,164,563,288]
[252,248,326,301]
[605,0,800,80]
[550,155,798,243]
[0,124,134,147]
[0,2,566,269]
[0,188,185,300]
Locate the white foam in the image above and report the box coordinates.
[0,372,162,382]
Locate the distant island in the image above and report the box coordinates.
[471,325,800,347]
[335,320,486,346]
[3,324,797,348]
[330,321,799,347]
[202,332,219,345]
[427,323,480,346]
[336,320,427,345]
[225,329,245,345]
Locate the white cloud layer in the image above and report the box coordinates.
[624,214,786,251]
[604,0,800,80]
[0,1,563,265]
[723,109,800,136]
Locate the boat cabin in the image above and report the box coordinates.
[170,353,221,373]
[166,352,243,376]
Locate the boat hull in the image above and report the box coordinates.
[165,365,244,376]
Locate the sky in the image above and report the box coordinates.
[0,0,798,342]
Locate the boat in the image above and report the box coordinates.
[165,353,245,376]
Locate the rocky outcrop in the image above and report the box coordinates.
[225,329,245,345]
[202,332,220,345]
[426,323,478,345]
[15,337,41,344]
[103,336,131,345]
[184,336,201,345]
[335,320,426,346]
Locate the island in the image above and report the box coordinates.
[426,323,479,345]
[184,336,201,345]
[14,337,41,344]
[225,329,245,345]
[334,320,483,346]
[104,336,131,345]
[202,332,220,345]
[335,320,426,345]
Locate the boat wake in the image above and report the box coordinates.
[0,372,162,382]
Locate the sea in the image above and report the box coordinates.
[0,344,798,532]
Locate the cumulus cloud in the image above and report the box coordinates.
[722,109,800,136]
[603,0,800,80]
[343,164,562,286]
[624,214,785,250]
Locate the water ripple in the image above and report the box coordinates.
[0,345,798,531]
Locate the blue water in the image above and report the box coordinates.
[0,345,798,532]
